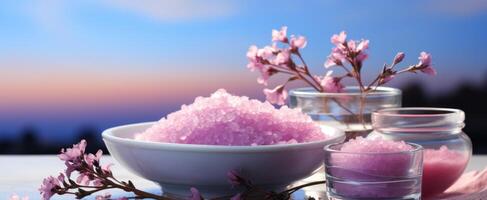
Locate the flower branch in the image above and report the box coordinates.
[246,27,436,105]
[39,140,327,200]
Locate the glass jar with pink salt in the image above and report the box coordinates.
[369,107,472,198]
[324,137,423,200]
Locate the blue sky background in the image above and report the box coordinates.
[1,0,486,142]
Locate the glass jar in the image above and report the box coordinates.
[289,86,401,140]
[324,142,423,200]
[369,107,472,197]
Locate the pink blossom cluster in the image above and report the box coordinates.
[324,31,436,85]
[135,89,325,145]
[325,31,369,68]
[247,27,437,105]
[38,140,328,199]
[39,140,117,200]
[57,140,112,187]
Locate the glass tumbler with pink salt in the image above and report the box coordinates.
[369,107,472,198]
[324,138,424,200]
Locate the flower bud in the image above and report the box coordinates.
[393,52,405,65]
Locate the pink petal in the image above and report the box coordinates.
[331,31,347,45]
[421,66,437,76]
[272,26,287,42]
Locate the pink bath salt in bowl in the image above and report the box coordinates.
[135,89,326,146]
[325,137,423,199]
[422,145,469,197]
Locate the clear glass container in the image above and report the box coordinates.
[324,142,423,200]
[369,107,472,197]
[289,86,401,140]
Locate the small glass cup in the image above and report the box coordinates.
[324,142,423,200]
[369,107,472,197]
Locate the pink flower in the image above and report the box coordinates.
[60,140,89,177]
[418,51,432,67]
[393,52,405,65]
[347,40,356,51]
[189,187,202,200]
[272,26,287,42]
[39,176,60,200]
[421,66,437,76]
[227,170,240,186]
[58,140,86,162]
[76,173,91,185]
[257,66,274,86]
[247,62,264,72]
[356,40,369,52]
[328,31,371,66]
[272,50,290,65]
[102,163,114,174]
[317,71,344,93]
[57,173,65,184]
[356,52,368,62]
[324,48,345,68]
[246,45,264,71]
[263,85,288,105]
[246,45,258,60]
[380,74,395,85]
[417,52,436,75]
[93,178,104,186]
[290,35,307,49]
[9,194,29,200]
[331,31,347,45]
[257,45,275,59]
[64,161,77,177]
[85,149,103,167]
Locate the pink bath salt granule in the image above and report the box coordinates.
[328,137,420,199]
[340,136,414,153]
[422,146,469,197]
[333,137,416,177]
[135,89,326,146]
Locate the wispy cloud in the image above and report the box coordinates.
[101,0,238,22]
[23,0,72,34]
[423,0,487,16]
[22,0,238,35]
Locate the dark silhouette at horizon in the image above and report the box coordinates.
[0,80,486,154]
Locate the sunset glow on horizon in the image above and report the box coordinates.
[1,0,486,141]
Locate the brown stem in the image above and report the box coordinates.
[295,51,310,72]
[75,164,171,200]
[338,64,353,76]
[272,68,296,75]
[294,51,324,91]
[291,65,322,91]
[395,65,416,74]
[282,181,326,194]
[366,76,381,90]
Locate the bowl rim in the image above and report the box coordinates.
[289,86,401,97]
[324,142,424,155]
[102,122,345,153]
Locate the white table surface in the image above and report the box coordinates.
[1,155,486,199]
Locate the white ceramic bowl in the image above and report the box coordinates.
[102,122,345,198]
